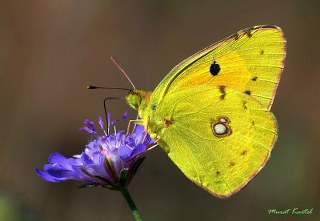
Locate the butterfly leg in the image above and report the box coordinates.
[147,138,160,151]
[141,116,150,143]
[143,116,160,149]
[126,119,143,135]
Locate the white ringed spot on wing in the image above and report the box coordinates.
[211,116,232,138]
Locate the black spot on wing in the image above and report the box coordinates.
[252,76,258,81]
[241,150,248,156]
[229,26,279,43]
[229,161,236,167]
[243,101,248,109]
[164,118,174,128]
[240,26,255,38]
[260,50,264,55]
[244,90,251,95]
[210,61,220,76]
[219,85,226,100]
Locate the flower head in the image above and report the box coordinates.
[35,112,155,190]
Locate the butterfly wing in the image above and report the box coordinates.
[132,25,286,197]
[152,25,286,110]
[152,85,277,198]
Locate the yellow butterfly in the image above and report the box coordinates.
[126,25,286,198]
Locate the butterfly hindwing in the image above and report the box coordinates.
[153,85,277,198]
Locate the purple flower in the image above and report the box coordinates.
[35,113,155,190]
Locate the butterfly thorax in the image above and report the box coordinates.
[126,89,165,138]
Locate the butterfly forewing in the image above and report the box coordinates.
[152,25,286,110]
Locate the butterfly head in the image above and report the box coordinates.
[126,89,152,112]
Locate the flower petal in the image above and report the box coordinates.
[80,119,97,135]
[46,168,75,179]
[130,143,147,158]
[98,116,104,130]
[48,152,73,169]
[35,169,62,182]
[111,119,119,125]
[118,145,134,161]
[130,125,146,143]
[122,110,128,122]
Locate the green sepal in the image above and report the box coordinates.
[119,168,129,186]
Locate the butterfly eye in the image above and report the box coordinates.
[125,91,142,110]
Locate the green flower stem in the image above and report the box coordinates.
[120,187,143,221]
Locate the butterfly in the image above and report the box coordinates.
[125,25,286,198]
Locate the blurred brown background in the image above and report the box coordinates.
[1,0,319,220]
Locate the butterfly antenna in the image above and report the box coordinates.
[110,56,136,90]
[87,85,133,92]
